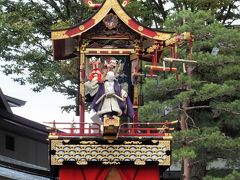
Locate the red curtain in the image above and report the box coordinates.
[59,166,160,180]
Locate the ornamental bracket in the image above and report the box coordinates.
[84,0,130,9]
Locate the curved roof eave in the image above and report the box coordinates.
[51,0,173,41]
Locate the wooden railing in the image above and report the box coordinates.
[46,121,177,138]
[46,122,102,137]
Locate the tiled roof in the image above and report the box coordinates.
[0,166,49,180]
[0,155,48,171]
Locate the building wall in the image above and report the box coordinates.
[0,128,48,168]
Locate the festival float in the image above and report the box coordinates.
[47,0,195,179]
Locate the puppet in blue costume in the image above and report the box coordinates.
[91,71,134,119]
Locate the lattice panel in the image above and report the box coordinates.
[50,140,171,166]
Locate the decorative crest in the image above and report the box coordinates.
[103,13,118,30]
[84,0,130,9]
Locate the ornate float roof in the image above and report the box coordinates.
[51,0,172,41]
[51,0,192,60]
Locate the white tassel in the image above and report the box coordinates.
[183,63,187,73]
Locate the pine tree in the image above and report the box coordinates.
[139,10,240,179]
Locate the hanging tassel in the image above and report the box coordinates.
[175,43,178,59]
[170,60,173,71]
[163,60,166,71]
[163,60,166,79]
[189,39,193,61]
[154,44,159,66]
[170,46,174,71]
[183,63,187,73]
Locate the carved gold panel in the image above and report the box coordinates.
[51,30,68,40]
[50,140,171,166]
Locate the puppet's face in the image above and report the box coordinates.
[89,56,97,63]
[105,71,115,82]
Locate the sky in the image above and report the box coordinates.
[1,70,76,124]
